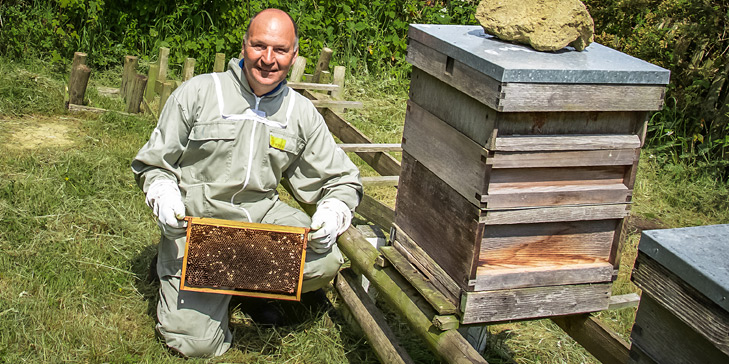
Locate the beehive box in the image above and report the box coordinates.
[629,225,729,364]
[392,24,670,324]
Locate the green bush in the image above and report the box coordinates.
[585,0,729,179]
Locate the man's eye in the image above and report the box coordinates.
[253,45,266,51]
[275,48,288,54]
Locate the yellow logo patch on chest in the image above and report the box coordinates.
[269,134,287,150]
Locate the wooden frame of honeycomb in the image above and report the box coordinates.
[180,217,309,301]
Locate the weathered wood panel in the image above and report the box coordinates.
[460,283,610,324]
[474,261,613,291]
[402,101,490,205]
[480,204,630,225]
[487,149,638,169]
[494,134,641,151]
[632,254,729,356]
[484,183,630,208]
[392,224,462,306]
[480,220,618,263]
[395,153,481,288]
[499,82,665,112]
[355,194,395,231]
[496,111,647,138]
[630,295,728,364]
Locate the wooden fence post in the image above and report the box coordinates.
[158,80,174,115]
[145,63,159,101]
[182,58,195,82]
[332,66,346,99]
[156,47,170,93]
[290,56,307,83]
[126,74,148,113]
[68,52,87,97]
[68,64,91,105]
[213,53,226,72]
[312,47,333,83]
[120,55,138,100]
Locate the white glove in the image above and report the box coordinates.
[309,199,352,254]
[146,179,187,239]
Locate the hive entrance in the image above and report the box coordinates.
[181,217,308,301]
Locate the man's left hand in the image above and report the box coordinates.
[309,199,352,254]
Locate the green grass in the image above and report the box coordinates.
[2,56,729,363]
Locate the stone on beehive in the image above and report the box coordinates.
[475,0,594,51]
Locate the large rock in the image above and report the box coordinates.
[475,0,594,52]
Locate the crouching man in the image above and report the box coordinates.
[131,8,362,357]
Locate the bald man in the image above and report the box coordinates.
[132,9,362,357]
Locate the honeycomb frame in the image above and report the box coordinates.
[180,217,309,301]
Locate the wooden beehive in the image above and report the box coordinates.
[629,225,729,364]
[392,25,670,323]
[181,217,309,301]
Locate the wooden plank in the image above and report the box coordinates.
[552,314,631,364]
[608,293,641,310]
[460,283,610,324]
[68,104,133,116]
[494,134,641,151]
[473,261,613,291]
[480,220,618,268]
[487,149,638,168]
[497,110,645,137]
[395,153,481,289]
[499,82,666,112]
[480,204,630,225]
[288,82,340,92]
[317,106,401,177]
[630,295,728,363]
[335,269,416,364]
[488,165,626,186]
[627,345,659,364]
[632,254,729,355]
[481,220,617,263]
[338,143,401,152]
[311,99,362,109]
[484,183,630,208]
[380,246,458,315]
[392,225,462,307]
[407,40,502,112]
[432,315,460,331]
[355,194,395,231]
[361,176,399,187]
[402,101,489,206]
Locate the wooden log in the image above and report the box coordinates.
[125,74,148,113]
[552,314,631,364]
[319,70,332,84]
[120,55,138,100]
[289,56,307,82]
[213,53,226,72]
[354,194,395,231]
[432,315,460,331]
[288,82,340,92]
[158,81,174,115]
[338,143,402,152]
[312,47,333,83]
[182,58,195,81]
[68,64,91,105]
[336,228,489,364]
[145,64,159,100]
[331,66,346,99]
[68,52,87,96]
[380,246,458,315]
[335,269,416,364]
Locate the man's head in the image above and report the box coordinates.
[241,9,299,96]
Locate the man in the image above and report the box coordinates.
[131,8,362,358]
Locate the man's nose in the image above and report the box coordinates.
[261,47,275,64]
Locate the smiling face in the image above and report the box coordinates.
[241,9,298,96]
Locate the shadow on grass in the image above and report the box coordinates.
[130,242,161,318]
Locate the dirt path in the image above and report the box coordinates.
[0,114,82,151]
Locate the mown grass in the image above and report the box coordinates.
[2,56,729,364]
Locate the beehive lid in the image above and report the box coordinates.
[408,24,670,85]
[639,224,729,312]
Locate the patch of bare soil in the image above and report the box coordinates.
[0,115,82,151]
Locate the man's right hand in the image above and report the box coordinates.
[146,179,187,239]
